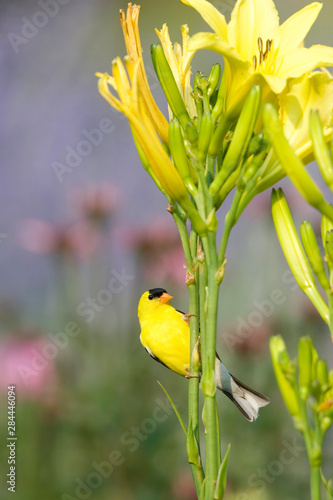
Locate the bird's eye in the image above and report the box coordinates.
[148,294,153,300]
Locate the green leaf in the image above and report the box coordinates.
[214,444,231,499]
[157,381,187,435]
[320,469,333,499]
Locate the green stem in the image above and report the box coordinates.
[218,188,243,267]
[201,232,221,500]
[311,467,322,500]
[172,211,203,496]
[298,396,321,500]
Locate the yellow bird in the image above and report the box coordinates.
[138,288,269,421]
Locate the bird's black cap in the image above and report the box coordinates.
[148,288,167,299]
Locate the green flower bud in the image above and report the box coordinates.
[209,85,262,191]
[316,359,329,388]
[207,64,221,97]
[263,104,333,221]
[300,221,330,290]
[310,110,333,191]
[311,379,321,400]
[271,188,329,324]
[320,416,333,433]
[169,118,197,196]
[298,336,313,400]
[198,111,213,164]
[151,44,198,143]
[270,335,300,418]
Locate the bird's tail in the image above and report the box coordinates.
[214,358,270,422]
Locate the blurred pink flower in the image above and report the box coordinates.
[69,183,120,226]
[17,219,101,259]
[123,218,186,286]
[0,335,58,399]
[222,321,271,356]
[171,468,197,500]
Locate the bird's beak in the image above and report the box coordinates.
[160,292,173,303]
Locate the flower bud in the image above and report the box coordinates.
[198,111,213,164]
[300,221,330,291]
[316,359,328,388]
[209,85,261,191]
[320,415,333,433]
[298,336,313,400]
[264,104,333,221]
[207,63,221,97]
[270,335,300,418]
[310,110,333,191]
[271,188,329,324]
[151,44,198,143]
[169,118,197,196]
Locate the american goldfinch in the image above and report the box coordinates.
[138,288,269,421]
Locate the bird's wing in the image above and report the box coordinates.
[144,346,170,370]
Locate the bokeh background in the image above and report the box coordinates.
[0,0,333,499]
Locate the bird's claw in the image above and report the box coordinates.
[183,313,195,325]
[185,368,199,379]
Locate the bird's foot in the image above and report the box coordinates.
[185,368,199,379]
[182,313,196,325]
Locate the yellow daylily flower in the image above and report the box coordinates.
[183,0,333,118]
[97,58,187,201]
[120,3,169,144]
[96,59,207,235]
[156,24,197,118]
[279,71,333,164]
[235,71,333,218]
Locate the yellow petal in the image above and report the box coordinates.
[120,4,169,143]
[228,0,280,62]
[278,3,322,55]
[188,32,247,69]
[280,72,333,154]
[278,45,333,78]
[181,0,228,39]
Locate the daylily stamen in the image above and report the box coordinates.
[258,37,263,52]
[254,37,273,70]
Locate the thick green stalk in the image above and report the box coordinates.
[311,467,322,500]
[172,210,203,496]
[298,395,321,500]
[201,232,221,500]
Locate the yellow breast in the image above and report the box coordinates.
[139,304,190,377]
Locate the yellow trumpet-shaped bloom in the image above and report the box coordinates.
[155,24,196,118]
[120,3,169,144]
[97,58,186,202]
[96,59,207,235]
[279,71,333,165]
[183,0,333,118]
[235,71,333,218]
